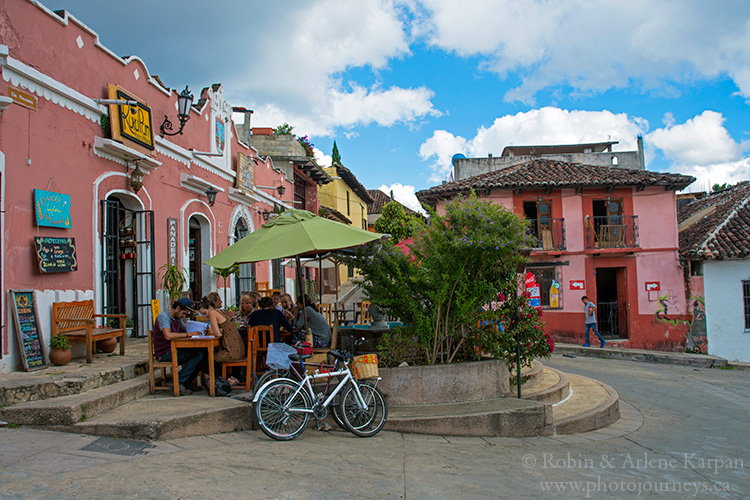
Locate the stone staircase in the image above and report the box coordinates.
[0,346,618,440]
[387,359,620,437]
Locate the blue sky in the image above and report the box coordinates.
[45,0,750,211]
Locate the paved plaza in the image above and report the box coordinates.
[1,354,748,499]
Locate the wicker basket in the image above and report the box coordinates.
[351,354,379,379]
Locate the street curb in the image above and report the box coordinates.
[553,343,728,369]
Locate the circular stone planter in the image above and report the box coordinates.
[377,358,510,406]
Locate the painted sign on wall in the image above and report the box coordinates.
[34,189,71,228]
[167,218,178,267]
[236,152,254,192]
[645,281,661,292]
[570,280,585,290]
[33,237,78,273]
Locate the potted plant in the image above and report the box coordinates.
[158,264,189,304]
[49,334,72,366]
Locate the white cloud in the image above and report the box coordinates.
[419,107,648,181]
[677,159,750,193]
[646,111,742,166]
[313,148,332,167]
[377,183,426,214]
[412,0,750,103]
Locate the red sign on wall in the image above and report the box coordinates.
[570,280,585,290]
[645,281,660,292]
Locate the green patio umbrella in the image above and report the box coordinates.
[204,209,384,335]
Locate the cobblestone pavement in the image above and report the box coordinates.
[1,354,748,499]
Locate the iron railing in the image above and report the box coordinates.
[585,215,639,250]
[527,218,566,251]
[597,301,628,339]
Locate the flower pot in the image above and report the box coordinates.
[49,347,72,366]
[96,337,118,353]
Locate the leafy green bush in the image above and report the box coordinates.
[346,193,552,366]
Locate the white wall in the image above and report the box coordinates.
[704,260,750,362]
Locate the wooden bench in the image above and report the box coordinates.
[51,300,127,363]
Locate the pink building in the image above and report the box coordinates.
[418,158,697,350]
[0,1,327,371]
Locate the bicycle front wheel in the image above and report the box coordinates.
[339,383,388,438]
[255,379,311,441]
[253,369,291,397]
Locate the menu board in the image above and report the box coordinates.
[9,290,47,371]
[33,237,78,273]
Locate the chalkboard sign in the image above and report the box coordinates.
[33,237,78,273]
[9,290,47,371]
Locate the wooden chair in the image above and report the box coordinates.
[253,325,274,379]
[147,329,179,397]
[358,301,372,324]
[318,303,333,326]
[255,282,269,291]
[221,326,256,393]
[257,288,282,298]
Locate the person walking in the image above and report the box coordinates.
[581,296,606,348]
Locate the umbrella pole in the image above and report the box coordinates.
[318,257,323,300]
[295,255,310,338]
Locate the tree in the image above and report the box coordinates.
[332,141,341,165]
[373,201,424,242]
[712,182,731,192]
[346,193,552,367]
[274,123,294,135]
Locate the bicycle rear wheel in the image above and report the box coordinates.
[339,383,387,438]
[255,379,311,441]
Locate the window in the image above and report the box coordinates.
[744,280,750,330]
[528,267,561,308]
[294,173,306,211]
[690,261,703,277]
[346,191,350,215]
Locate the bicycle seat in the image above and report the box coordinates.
[289,353,311,362]
[327,350,349,361]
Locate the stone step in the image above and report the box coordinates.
[0,340,149,407]
[386,397,552,437]
[0,374,150,426]
[509,359,545,389]
[522,366,570,404]
[550,373,620,434]
[68,393,254,440]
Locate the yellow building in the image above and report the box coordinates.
[318,163,374,293]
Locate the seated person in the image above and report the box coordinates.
[248,296,294,343]
[152,298,205,396]
[238,292,260,327]
[272,291,283,311]
[279,293,295,322]
[198,296,245,386]
[293,294,331,348]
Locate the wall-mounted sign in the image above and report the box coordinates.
[9,290,46,371]
[528,285,541,308]
[34,189,71,228]
[167,218,178,267]
[645,281,661,292]
[549,281,560,308]
[570,280,585,290]
[7,86,37,110]
[33,237,78,273]
[107,83,155,154]
[236,152,254,192]
[525,271,537,288]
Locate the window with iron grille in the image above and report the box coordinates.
[528,267,561,308]
[744,280,750,330]
[294,173,306,211]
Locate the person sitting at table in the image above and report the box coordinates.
[279,293,295,322]
[198,296,245,386]
[293,294,331,348]
[152,297,205,396]
[238,292,260,327]
[272,291,283,311]
[248,296,294,343]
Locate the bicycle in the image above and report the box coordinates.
[252,350,387,441]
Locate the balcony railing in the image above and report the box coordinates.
[527,218,566,251]
[585,215,639,250]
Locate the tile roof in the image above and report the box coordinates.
[367,189,421,217]
[416,158,695,205]
[333,163,373,204]
[678,181,750,260]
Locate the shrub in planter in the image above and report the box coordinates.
[49,334,72,366]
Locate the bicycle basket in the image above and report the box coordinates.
[351,354,379,379]
[266,343,297,370]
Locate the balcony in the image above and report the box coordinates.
[585,215,639,250]
[527,218,566,251]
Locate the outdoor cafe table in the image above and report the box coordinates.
[171,336,220,396]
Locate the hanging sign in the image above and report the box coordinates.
[570,280,585,290]
[236,153,254,192]
[9,290,47,371]
[107,84,155,154]
[35,189,71,228]
[33,237,78,273]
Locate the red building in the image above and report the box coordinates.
[418,158,697,350]
[0,1,325,371]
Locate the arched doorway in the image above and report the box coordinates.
[188,215,211,300]
[101,194,155,337]
[233,217,255,306]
